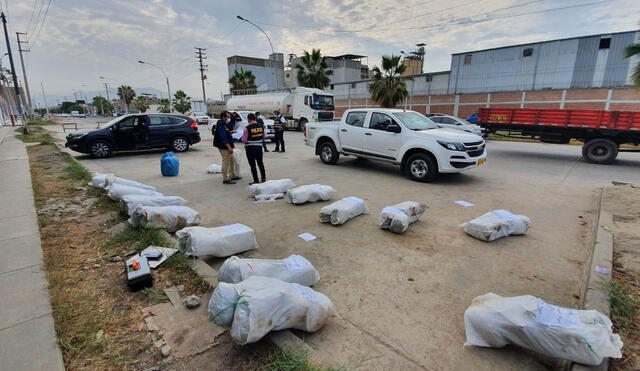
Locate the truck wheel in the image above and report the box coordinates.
[405,153,438,182]
[89,140,113,158]
[582,138,618,164]
[170,136,190,152]
[297,118,308,132]
[319,141,339,164]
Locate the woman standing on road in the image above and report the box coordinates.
[241,113,266,184]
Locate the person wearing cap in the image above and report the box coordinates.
[241,113,266,184]
[273,109,286,153]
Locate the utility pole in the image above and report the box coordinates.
[103,82,110,102]
[194,47,207,103]
[1,12,26,132]
[16,32,33,118]
[40,81,49,116]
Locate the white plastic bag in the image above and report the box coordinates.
[206,164,222,174]
[233,148,242,176]
[105,175,156,191]
[379,201,426,234]
[176,224,257,257]
[120,194,187,215]
[254,193,284,203]
[248,179,295,198]
[209,276,333,345]
[460,209,531,241]
[128,205,200,233]
[464,293,623,366]
[107,184,163,201]
[319,197,367,225]
[286,184,336,205]
[218,255,320,286]
[90,173,114,189]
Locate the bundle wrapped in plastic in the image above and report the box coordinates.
[460,209,531,241]
[107,184,163,201]
[254,193,284,203]
[89,173,114,189]
[120,194,187,215]
[248,179,295,198]
[379,201,426,234]
[209,276,333,345]
[129,205,200,233]
[218,255,320,286]
[103,175,157,191]
[464,293,623,366]
[176,224,257,257]
[319,197,367,225]
[206,164,222,174]
[286,184,336,205]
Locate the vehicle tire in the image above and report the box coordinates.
[318,141,339,165]
[89,140,113,158]
[582,138,618,164]
[405,153,438,182]
[297,118,308,132]
[170,136,190,152]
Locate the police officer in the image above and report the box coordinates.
[241,113,266,184]
[273,109,286,152]
[255,111,269,152]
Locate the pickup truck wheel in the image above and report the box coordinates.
[406,153,438,182]
[582,138,618,164]
[89,140,113,158]
[170,136,190,152]
[319,141,339,164]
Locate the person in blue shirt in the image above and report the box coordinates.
[213,111,241,184]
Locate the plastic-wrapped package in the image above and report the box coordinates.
[120,194,187,215]
[209,276,333,345]
[248,179,295,198]
[161,152,180,177]
[104,175,157,191]
[286,184,336,205]
[460,209,531,241]
[107,184,163,201]
[254,193,284,203]
[176,224,257,257]
[464,293,623,366]
[206,164,222,174]
[319,197,367,225]
[89,173,114,189]
[218,255,320,286]
[378,201,426,234]
[128,206,200,233]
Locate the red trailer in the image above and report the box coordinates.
[478,107,640,164]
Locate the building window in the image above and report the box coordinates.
[330,84,334,90]
[599,38,611,49]
[464,54,472,64]
[522,48,533,57]
[351,82,356,88]
[425,74,432,82]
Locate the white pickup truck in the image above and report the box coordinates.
[304,108,487,182]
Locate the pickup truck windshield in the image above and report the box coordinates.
[394,112,439,130]
[311,94,335,111]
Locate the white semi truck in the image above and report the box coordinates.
[226,87,335,131]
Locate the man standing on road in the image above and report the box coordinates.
[255,111,269,152]
[242,113,266,184]
[213,111,241,184]
[273,109,286,153]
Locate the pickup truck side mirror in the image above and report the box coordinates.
[386,124,401,133]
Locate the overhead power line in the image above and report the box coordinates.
[26,0,39,33]
[30,0,51,49]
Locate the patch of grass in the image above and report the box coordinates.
[163,252,194,272]
[107,225,171,253]
[262,348,350,371]
[15,125,56,143]
[141,287,169,304]
[61,153,92,183]
[28,118,58,126]
[603,279,639,334]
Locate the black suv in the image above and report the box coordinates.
[65,114,200,158]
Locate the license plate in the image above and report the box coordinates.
[477,158,486,165]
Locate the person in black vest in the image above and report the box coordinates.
[255,111,269,152]
[213,111,240,184]
[241,113,266,184]
[273,109,286,152]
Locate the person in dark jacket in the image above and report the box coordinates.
[213,111,241,184]
[255,111,269,152]
[273,109,286,152]
[242,113,266,184]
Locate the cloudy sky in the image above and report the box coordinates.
[5,0,640,105]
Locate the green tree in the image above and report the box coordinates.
[117,85,136,112]
[134,95,150,113]
[228,67,257,93]
[59,101,83,114]
[368,55,411,108]
[295,48,333,89]
[624,42,640,88]
[34,108,46,117]
[172,90,191,114]
[158,98,171,113]
[92,96,114,116]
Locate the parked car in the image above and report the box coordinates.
[428,114,485,137]
[305,108,486,182]
[207,110,275,141]
[65,114,200,158]
[190,111,210,125]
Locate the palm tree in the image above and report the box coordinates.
[295,49,333,89]
[369,55,411,108]
[172,90,191,114]
[624,42,640,88]
[134,95,149,113]
[228,68,257,94]
[158,98,171,113]
[117,85,136,113]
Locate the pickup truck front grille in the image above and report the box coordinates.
[467,148,485,157]
[464,140,485,157]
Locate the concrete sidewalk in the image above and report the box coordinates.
[0,126,64,370]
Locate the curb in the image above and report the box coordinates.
[571,187,613,371]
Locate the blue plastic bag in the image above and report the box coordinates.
[161,152,180,177]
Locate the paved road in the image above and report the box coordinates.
[53,124,639,370]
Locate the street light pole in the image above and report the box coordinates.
[138,60,172,112]
[236,15,278,92]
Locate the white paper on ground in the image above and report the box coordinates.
[454,200,475,207]
[298,232,317,241]
[135,246,178,269]
[595,265,611,275]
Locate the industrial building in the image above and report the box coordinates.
[227,53,286,94]
[287,54,369,88]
